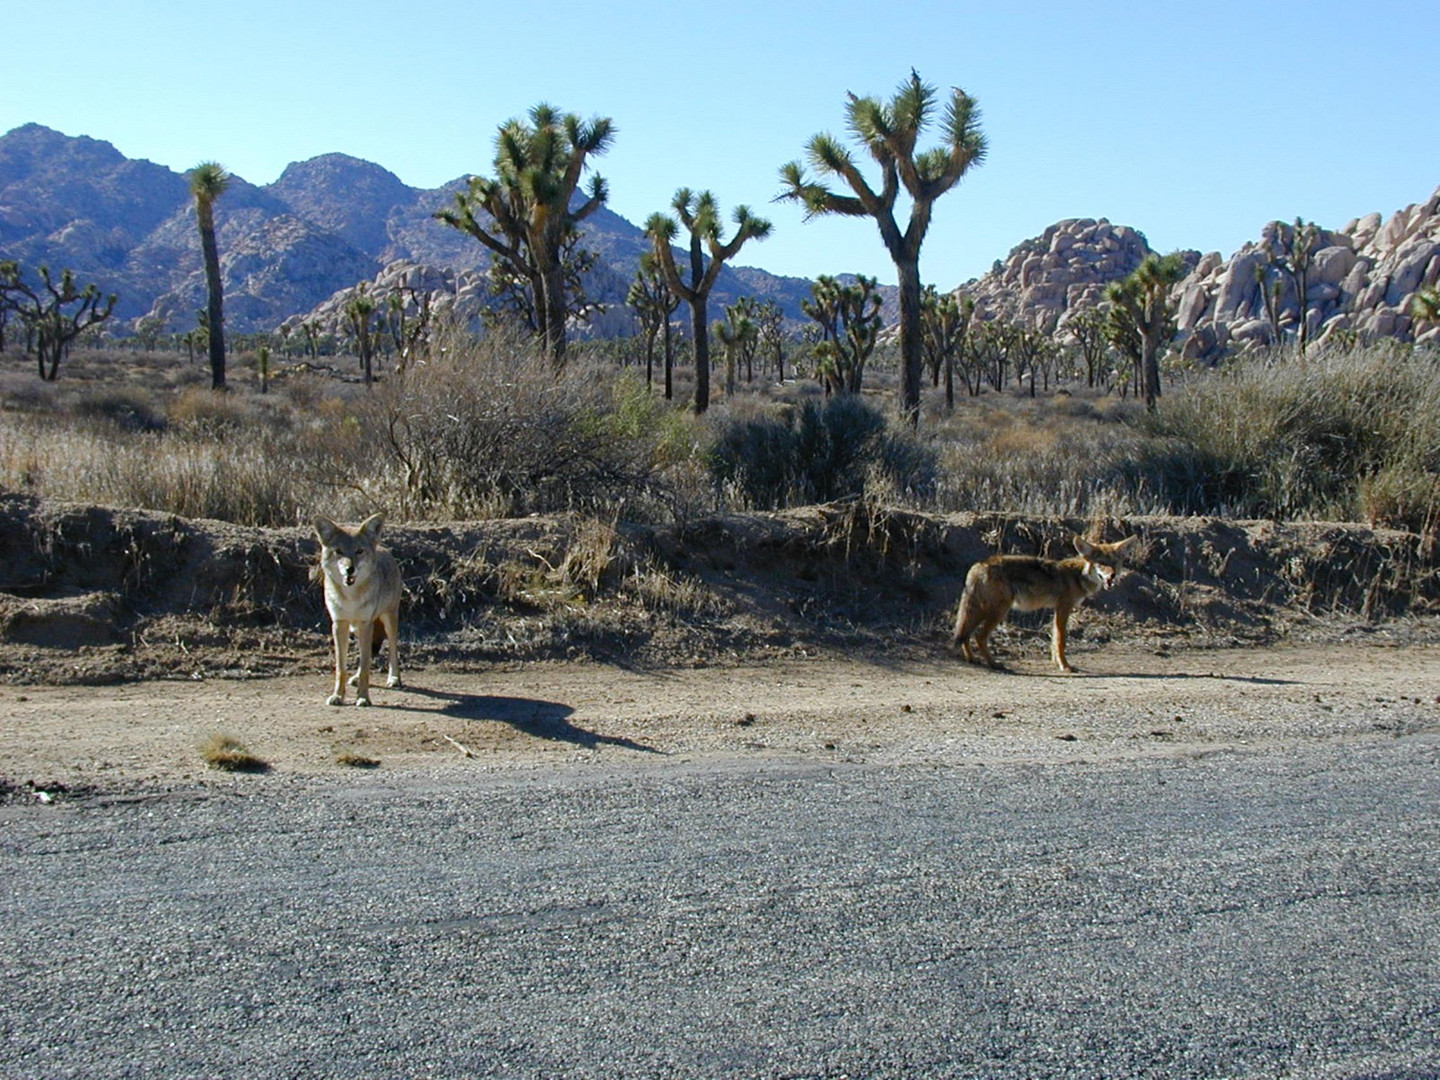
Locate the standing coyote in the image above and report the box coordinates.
[953,535,1136,672]
[314,514,402,706]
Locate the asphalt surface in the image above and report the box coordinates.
[3,736,1438,1079]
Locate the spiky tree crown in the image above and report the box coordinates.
[187,162,231,204]
[644,189,772,301]
[778,69,986,224]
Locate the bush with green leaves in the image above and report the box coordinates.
[706,395,936,510]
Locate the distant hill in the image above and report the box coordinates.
[0,124,817,336]
[2,123,1434,351]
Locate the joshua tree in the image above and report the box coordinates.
[802,274,883,395]
[1010,321,1055,398]
[384,285,435,372]
[187,162,231,389]
[921,286,972,409]
[645,189,772,414]
[1254,261,1284,347]
[779,69,986,426]
[627,252,680,394]
[1261,218,1320,353]
[715,301,759,397]
[345,284,381,385]
[983,319,1022,393]
[1063,307,1110,389]
[436,103,614,369]
[0,261,117,380]
[1411,287,1440,337]
[302,320,321,360]
[754,299,787,382]
[1104,252,1188,409]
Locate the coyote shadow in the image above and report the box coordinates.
[955,661,1299,686]
[403,687,661,754]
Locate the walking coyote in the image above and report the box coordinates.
[952,535,1136,672]
[314,514,402,706]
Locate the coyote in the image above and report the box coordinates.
[952,535,1136,672]
[314,514,402,706]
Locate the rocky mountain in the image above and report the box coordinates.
[0,124,814,337]
[955,190,1440,355]
[2,123,1435,353]
[958,218,1182,331]
[1172,193,1440,357]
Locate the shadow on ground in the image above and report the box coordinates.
[399,686,661,754]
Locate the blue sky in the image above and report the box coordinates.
[2,0,1435,289]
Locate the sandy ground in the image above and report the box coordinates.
[3,640,1439,799]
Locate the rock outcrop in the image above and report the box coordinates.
[962,218,1171,332]
[278,260,489,340]
[1174,187,1440,358]
[949,189,1440,358]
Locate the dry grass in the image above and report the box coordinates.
[200,733,270,773]
[334,751,380,769]
[3,338,1437,535]
[926,390,1155,517]
[1133,345,1440,529]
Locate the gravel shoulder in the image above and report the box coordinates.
[4,640,1439,800]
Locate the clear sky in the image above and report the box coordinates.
[2,0,1435,289]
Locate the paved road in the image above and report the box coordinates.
[3,736,1437,1079]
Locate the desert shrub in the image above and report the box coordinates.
[0,411,313,525]
[706,395,936,509]
[934,420,1156,517]
[1126,344,1440,525]
[325,334,693,521]
[70,387,167,433]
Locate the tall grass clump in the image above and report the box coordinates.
[1127,344,1440,528]
[928,393,1156,517]
[0,390,312,525]
[705,395,936,509]
[328,331,696,522]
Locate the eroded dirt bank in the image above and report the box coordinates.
[2,496,1438,798]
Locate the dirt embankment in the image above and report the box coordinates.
[0,493,1437,686]
[2,494,1440,796]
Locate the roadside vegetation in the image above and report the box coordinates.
[1,330,1436,537]
[2,69,1437,542]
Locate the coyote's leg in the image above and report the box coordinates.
[974,612,1004,668]
[328,619,349,705]
[353,617,374,706]
[953,605,977,663]
[1052,602,1075,672]
[380,610,402,688]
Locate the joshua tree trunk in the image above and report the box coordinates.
[662,317,674,400]
[197,200,225,390]
[896,258,923,424]
[539,260,567,369]
[690,296,710,412]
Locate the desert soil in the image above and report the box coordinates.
[4,640,1439,800]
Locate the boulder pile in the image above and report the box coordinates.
[951,185,1440,358]
[1175,187,1440,358]
[962,218,1165,332]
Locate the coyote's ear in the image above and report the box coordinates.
[314,517,341,548]
[1113,535,1138,561]
[356,513,384,545]
[1073,534,1097,558]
